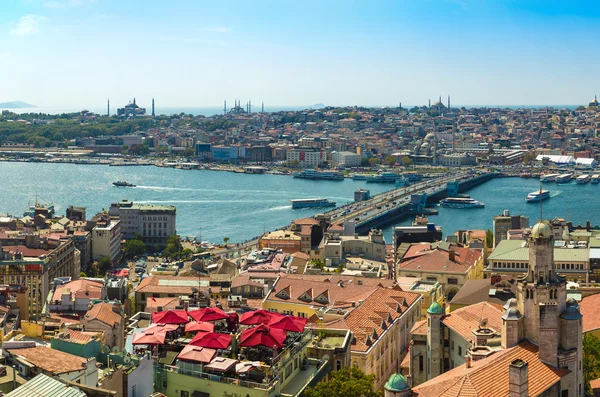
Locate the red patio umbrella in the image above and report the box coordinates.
[268,315,307,333]
[132,331,166,345]
[184,321,215,333]
[146,323,179,334]
[240,324,286,349]
[151,309,189,325]
[188,307,228,322]
[177,344,217,364]
[239,310,274,325]
[189,332,232,349]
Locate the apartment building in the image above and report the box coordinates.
[109,201,176,247]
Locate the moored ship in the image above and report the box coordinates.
[576,174,590,184]
[555,174,573,184]
[293,169,344,181]
[540,173,560,182]
[290,198,336,209]
[591,175,600,184]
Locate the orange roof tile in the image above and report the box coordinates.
[7,346,87,375]
[579,293,600,333]
[399,245,481,275]
[84,303,122,327]
[411,341,569,397]
[441,302,503,341]
[51,279,103,303]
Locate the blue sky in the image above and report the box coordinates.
[2,0,600,108]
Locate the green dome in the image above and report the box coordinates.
[385,373,409,392]
[531,221,552,239]
[427,301,444,315]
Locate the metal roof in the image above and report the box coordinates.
[6,373,86,397]
[489,240,589,262]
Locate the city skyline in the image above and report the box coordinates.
[2,0,600,108]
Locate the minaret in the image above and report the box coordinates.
[428,99,431,108]
[261,102,264,113]
[249,100,252,114]
[107,99,110,116]
[448,95,450,109]
[133,97,136,106]
[152,98,155,117]
[224,100,227,114]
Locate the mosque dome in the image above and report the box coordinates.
[385,373,410,392]
[427,301,444,315]
[501,307,522,321]
[531,221,552,239]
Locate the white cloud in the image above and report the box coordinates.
[203,26,231,33]
[9,14,48,36]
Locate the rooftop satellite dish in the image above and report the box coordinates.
[479,318,488,328]
[103,345,110,354]
[124,356,131,364]
[112,345,120,353]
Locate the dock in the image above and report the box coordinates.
[323,172,501,233]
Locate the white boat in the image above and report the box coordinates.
[439,197,485,209]
[291,198,336,209]
[591,175,600,184]
[555,174,573,184]
[540,173,560,182]
[576,174,590,184]
[526,190,551,202]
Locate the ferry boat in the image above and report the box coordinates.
[591,175,600,184]
[439,197,485,209]
[293,169,344,181]
[365,172,403,183]
[526,190,551,202]
[352,173,371,181]
[290,198,336,209]
[540,173,560,182]
[555,173,573,184]
[576,174,591,184]
[113,181,136,187]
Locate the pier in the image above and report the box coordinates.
[323,172,502,233]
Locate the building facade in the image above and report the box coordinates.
[109,201,176,248]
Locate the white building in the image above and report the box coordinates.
[109,201,176,247]
[92,220,121,264]
[439,152,476,167]
[286,148,323,168]
[331,151,361,168]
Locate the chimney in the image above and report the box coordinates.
[183,300,189,311]
[464,355,472,368]
[157,306,163,312]
[448,250,456,262]
[508,359,528,397]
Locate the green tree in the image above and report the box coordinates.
[485,229,494,248]
[98,257,112,276]
[305,367,382,397]
[384,155,397,166]
[401,156,413,167]
[164,235,183,260]
[368,157,381,167]
[522,153,537,164]
[584,333,600,393]
[223,237,230,247]
[79,271,87,278]
[90,262,100,277]
[124,239,146,258]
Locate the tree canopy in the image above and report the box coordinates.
[304,367,383,397]
[124,238,146,258]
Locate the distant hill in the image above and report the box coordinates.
[310,103,325,109]
[0,101,36,109]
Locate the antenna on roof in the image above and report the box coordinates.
[539,182,543,223]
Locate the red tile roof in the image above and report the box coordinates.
[51,279,103,303]
[7,346,87,375]
[323,286,421,352]
[145,297,180,312]
[411,341,569,396]
[399,244,481,274]
[136,275,213,295]
[84,303,122,327]
[441,302,503,341]
[579,293,600,333]
[411,319,427,335]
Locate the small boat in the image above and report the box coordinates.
[520,172,532,178]
[540,173,560,182]
[439,197,485,209]
[365,172,403,183]
[526,190,551,202]
[591,175,600,184]
[576,174,590,184]
[555,174,573,184]
[113,181,136,187]
[290,198,336,209]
